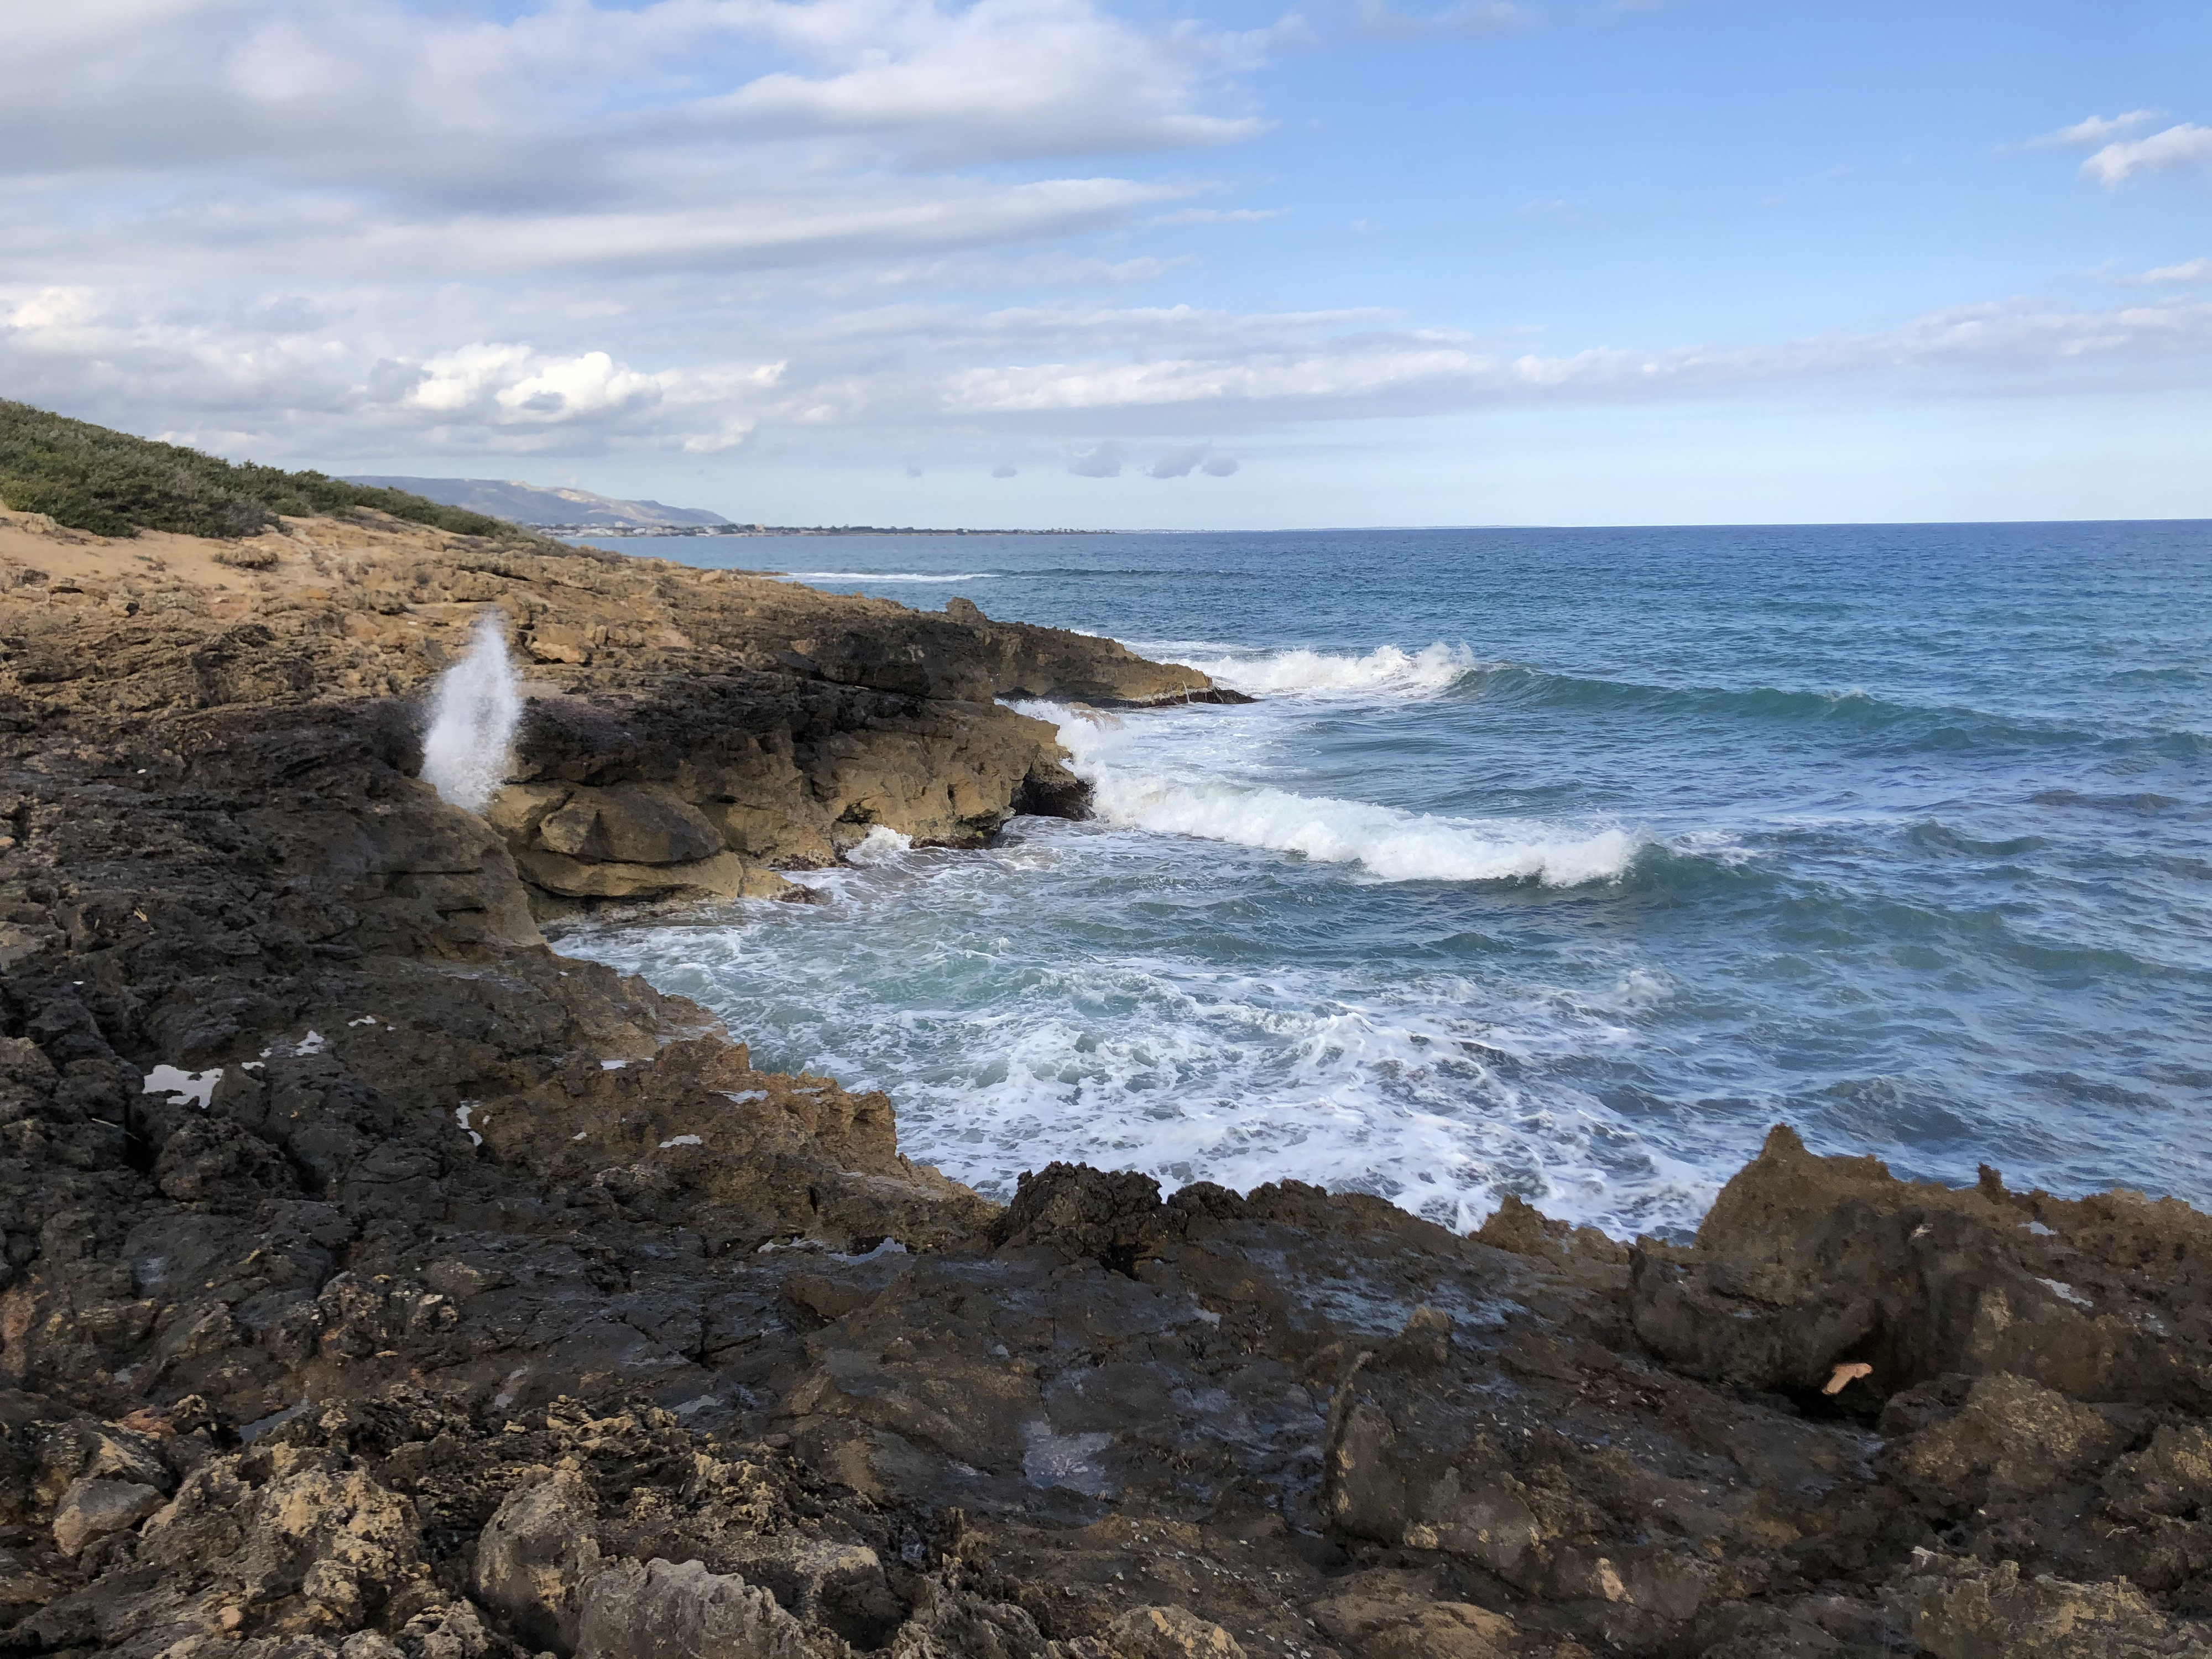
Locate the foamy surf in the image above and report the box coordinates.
[777,570,997,584]
[565,842,1727,1239]
[1139,640,1486,699]
[1034,698,1641,886]
[1088,774,1639,885]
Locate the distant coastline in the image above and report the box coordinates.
[561,523,1114,538]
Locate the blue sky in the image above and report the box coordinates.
[0,0,2204,526]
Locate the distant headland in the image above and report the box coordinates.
[342,473,1112,537]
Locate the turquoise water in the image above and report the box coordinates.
[566,524,2212,1237]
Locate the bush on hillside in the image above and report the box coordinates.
[0,400,545,544]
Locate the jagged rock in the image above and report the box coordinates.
[473,1467,602,1651]
[994,1162,1164,1271]
[15,507,2212,1659]
[1902,1557,2210,1658]
[576,1557,810,1659]
[1362,1603,1516,1659]
[1882,1371,2129,1511]
[1629,1125,2198,1407]
[1103,1603,1246,1657]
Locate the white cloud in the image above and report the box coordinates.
[2038,110,2160,148]
[1146,446,1238,476]
[938,296,2212,418]
[2136,258,2212,284]
[2079,123,2212,188]
[7,283,2206,468]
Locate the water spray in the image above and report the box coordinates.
[421,609,521,814]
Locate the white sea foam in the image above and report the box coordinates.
[1036,700,1640,886]
[777,571,997,584]
[422,611,521,815]
[563,846,1729,1239]
[1141,640,1486,699]
[847,825,915,865]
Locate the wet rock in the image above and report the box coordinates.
[994,1162,1165,1272]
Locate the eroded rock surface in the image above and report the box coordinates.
[4,511,2211,1658]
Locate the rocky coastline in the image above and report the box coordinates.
[4,503,2211,1659]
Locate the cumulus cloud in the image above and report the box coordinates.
[992,462,1019,477]
[2079,123,2212,188]
[1202,455,1238,475]
[1067,443,1124,476]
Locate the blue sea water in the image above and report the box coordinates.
[564,523,2212,1238]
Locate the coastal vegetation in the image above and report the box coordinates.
[0,399,539,542]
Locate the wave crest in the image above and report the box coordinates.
[1158,640,1485,698]
[1040,705,1640,885]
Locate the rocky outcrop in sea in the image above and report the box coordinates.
[3,503,2210,1658]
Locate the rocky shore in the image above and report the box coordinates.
[4,503,2211,1659]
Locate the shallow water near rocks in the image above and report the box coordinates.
[564,523,2211,1238]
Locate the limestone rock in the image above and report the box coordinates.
[473,1467,602,1652]
[51,1477,164,1555]
[537,785,722,865]
[1363,1603,1517,1659]
[576,1557,810,1659]
[1884,1372,2128,1511]
[1903,1557,2208,1658]
[1104,1604,1246,1658]
[515,846,799,902]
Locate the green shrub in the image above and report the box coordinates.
[0,400,548,545]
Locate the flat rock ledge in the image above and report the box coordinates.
[4,510,2211,1659]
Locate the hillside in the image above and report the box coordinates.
[343,474,731,529]
[0,401,549,544]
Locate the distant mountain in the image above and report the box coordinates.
[341,476,729,529]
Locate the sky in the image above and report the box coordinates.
[1,0,2206,529]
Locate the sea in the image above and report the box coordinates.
[561,523,2212,1239]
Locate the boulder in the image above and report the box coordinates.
[473,1468,602,1652]
[514,847,799,902]
[536,785,722,865]
[1882,1372,2128,1511]
[576,1557,810,1659]
[51,1477,164,1556]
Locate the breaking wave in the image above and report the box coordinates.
[1037,698,1642,886]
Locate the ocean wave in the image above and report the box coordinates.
[1036,703,1640,885]
[776,570,998,583]
[1145,640,1488,699]
[1455,664,2152,752]
[566,884,1729,1239]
